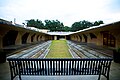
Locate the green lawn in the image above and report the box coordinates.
[46,40,72,58]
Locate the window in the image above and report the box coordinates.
[103,32,115,47]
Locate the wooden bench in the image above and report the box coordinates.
[7,58,112,80]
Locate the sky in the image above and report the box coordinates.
[0,0,120,26]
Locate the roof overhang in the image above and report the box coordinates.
[47,32,74,36]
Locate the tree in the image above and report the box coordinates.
[71,20,93,31]
[26,19,35,27]
[26,19,45,29]
[26,19,104,32]
[71,20,104,31]
[44,20,64,31]
[93,20,104,26]
[63,26,71,32]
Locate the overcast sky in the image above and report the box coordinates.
[0,0,120,26]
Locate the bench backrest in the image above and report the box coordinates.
[7,58,112,80]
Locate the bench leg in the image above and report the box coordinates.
[10,74,13,80]
[98,74,101,80]
[19,74,22,80]
[107,76,109,80]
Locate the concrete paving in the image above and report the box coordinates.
[0,62,10,80]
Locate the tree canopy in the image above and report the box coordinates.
[71,20,104,31]
[26,19,104,32]
[44,20,64,31]
[26,19,45,29]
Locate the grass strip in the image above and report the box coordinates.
[46,40,72,58]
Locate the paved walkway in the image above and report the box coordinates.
[0,62,10,80]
